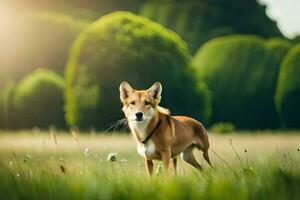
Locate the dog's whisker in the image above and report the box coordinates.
[103,121,121,133]
[112,118,127,134]
[103,118,127,134]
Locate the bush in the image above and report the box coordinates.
[140,0,282,53]
[210,122,236,134]
[13,69,65,129]
[1,82,18,129]
[275,44,300,128]
[0,89,3,129]
[65,11,212,129]
[292,35,300,44]
[192,35,291,129]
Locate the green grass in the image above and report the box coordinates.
[0,131,299,200]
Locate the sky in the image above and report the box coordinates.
[259,0,300,38]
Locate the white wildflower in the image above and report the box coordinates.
[107,152,118,162]
[84,148,91,157]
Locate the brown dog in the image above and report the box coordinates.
[119,81,211,175]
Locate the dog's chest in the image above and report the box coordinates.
[130,122,158,159]
[137,141,156,157]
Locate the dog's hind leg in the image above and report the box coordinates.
[181,146,202,170]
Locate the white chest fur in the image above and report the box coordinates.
[137,141,156,157]
[129,121,157,158]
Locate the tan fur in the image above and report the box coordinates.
[120,81,211,175]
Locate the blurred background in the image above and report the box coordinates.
[0,0,299,131]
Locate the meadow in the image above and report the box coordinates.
[0,130,299,200]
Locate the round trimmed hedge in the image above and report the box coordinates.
[275,44,300,128]
[13,69,65,129]
[65,11,212,129]
[192,35,291,129]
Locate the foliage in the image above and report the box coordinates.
[65,11,212,129]
[0,89,3,128]
[211,122,236,134]
[2,0,151,86]
[13,69,65,129]
[1,82,18,129]
[192,35,291,129]
[292,35,300,44]
[0,11,87,87]
[275,44,300,128]
[140,0,282,53]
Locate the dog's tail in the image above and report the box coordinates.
[195,122,212,167]
[203,150,212,167]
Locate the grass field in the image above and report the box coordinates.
[0,130,299,200]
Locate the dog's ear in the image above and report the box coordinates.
[119,81,133,102]
[148,82,162,102]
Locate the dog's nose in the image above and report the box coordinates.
[135,112,143,119]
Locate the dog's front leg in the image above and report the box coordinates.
[160,150,171,172]
[144,158,153,176]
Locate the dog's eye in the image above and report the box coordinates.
[130,101,135,105]
[145,100,151,105]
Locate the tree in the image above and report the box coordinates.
[140,0,282,53]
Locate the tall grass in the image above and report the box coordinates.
[0,131,299,200]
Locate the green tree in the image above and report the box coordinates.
[141,0,282,53]
[192,35,291,129]
[275,44,300,128]
[13,69,65,129]
[65,11,212,129]
[292,35,300,44]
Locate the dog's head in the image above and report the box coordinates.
[119,81,162,123]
